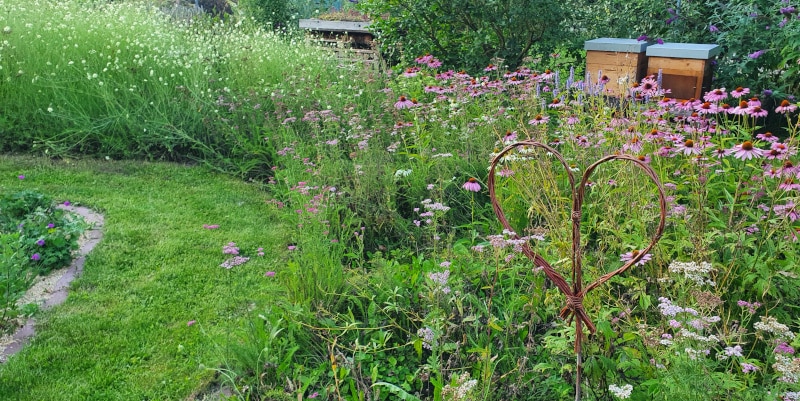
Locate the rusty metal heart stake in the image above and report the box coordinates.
[487,140,667,401]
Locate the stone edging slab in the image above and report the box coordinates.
[0,205,104,362]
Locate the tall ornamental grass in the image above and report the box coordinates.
[0,0,379,180]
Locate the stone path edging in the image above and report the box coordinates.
[0,205,104,362]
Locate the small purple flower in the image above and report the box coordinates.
[31,253,41,261]
[637,34,649,42]
[36,239,45,247]
[748,50,766,59]
[18,175,25,180]
[656,38,664,45]
[187,320,196,327]
[47,223,55,229]
[742,363,759,373]
[63,200,71,206]
[709,24,720,33]
[203,224,219,229]
[264,271,276,277]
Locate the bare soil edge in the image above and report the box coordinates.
[0,205,104,362]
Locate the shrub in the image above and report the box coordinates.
[359,0,568,72]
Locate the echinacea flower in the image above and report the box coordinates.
[776,99,798,114]
[731,87,750,98]
[462,177,481,192]
[756,131,779,142]
[528,114,549,125]
[620,250,652,266]
[747,106,768,118]
[394,96,415,109]
[704,88,727,102]
[731,141,764,160]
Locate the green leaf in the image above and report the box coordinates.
[372,382,422,401]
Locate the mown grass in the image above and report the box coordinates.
[0,155,286,400]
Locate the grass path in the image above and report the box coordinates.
[0,155,286,400]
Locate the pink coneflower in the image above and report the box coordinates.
[623,136,643,153]
[640,76,660,96]
[695,101,720,114]
[776,99,798,114]
[779,178,800,191]
[462,177,481,192]
[756,131,779,142]
[765,147,786,160]
[747,106,768,118]
[620,250,652,266]
[636,154,652,164]
[732,141,764,160]
[675,139,703,156]
[703,88,728,102]
[747,97,762,107]
[730,100,750,115]
[566,115,580,125]
[599,75,610,84]
[731,87,750,98]
[782,160,798,176]
[711,148,732,158]
[764,166,781,178]
[402,67,420,77]
[528,114,549,125]
[394,96,415,109]
[484,64,498,72]
[498,168,515,177]
[658,97,676,107]
[503,130,518,142]
[548,98,564,108]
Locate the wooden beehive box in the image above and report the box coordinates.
[585,38,650,96]
[645,43,721,100]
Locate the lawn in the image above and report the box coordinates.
[0,155,286,399]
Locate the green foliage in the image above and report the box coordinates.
[359,0,568,71]
[0,190,84,330]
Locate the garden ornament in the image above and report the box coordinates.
[488,140,667,400]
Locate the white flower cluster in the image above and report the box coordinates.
[773,354,800,384]
[441,372,478,401]
[679,328,720,344]
[609,383,633,399]
[668,260,716,286]
[422,199,451,212]
[657,297,699,317]
[754,316,796,339]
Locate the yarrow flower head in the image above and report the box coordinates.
[462,177,481,192]
[608,383,633,399]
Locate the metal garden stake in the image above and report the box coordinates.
[488,140,667,401]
